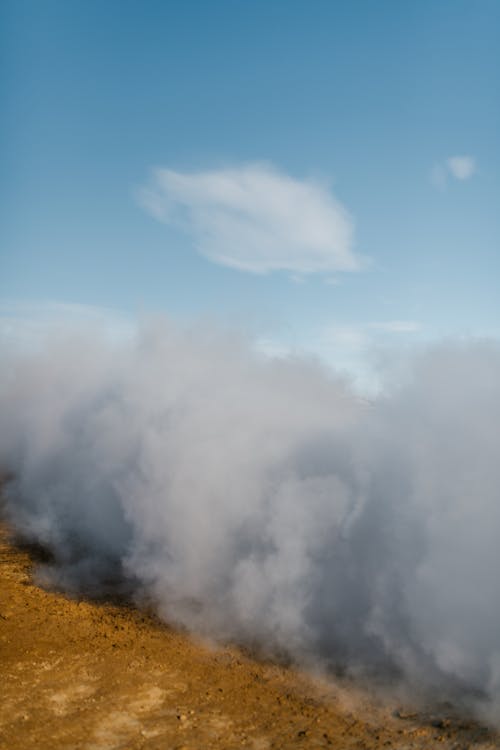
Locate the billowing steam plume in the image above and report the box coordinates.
[1,321,500,717]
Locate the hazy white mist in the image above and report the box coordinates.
[1,320,499,719]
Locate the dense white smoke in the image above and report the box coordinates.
[1,320,500,716]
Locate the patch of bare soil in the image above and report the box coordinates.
[0,519,498,750]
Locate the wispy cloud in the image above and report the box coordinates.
[320,320,423,390]
[368,320,421,333]
[447,156,476,180]
[0,300,133,349]
[257,321,423,394]
[138,162,362,275]
[323,325,368,350]
[431,155,477,189]
[323,320,421,344]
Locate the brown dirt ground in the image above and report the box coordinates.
[1,519,498,750]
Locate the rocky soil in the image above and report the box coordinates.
[1,518,498,749]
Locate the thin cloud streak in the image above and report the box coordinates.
[369,320,421,333]
[0,301,134,351]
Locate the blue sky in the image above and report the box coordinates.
[1,0,499,387]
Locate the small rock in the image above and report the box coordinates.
[394,708,417,720]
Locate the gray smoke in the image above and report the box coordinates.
[1,320,500,718]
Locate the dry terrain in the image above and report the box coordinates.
[1,518,498,750]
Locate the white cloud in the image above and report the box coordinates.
[447,155,476,181]
[431,155,477,189]
[138,162,362,275]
